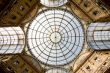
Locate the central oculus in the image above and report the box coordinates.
[50,32,61,43]
[27,9,84,66]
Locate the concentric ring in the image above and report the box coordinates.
[27,9,84,66]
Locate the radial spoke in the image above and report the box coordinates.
[27,9,84,66]
[35,20,52,33]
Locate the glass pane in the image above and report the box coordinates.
[27,9,84,66]
[40,0,68,7]
[0,27,25,54]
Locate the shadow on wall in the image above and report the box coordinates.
[100,0,110,7]
[104,67,110,73]
[0,0,11,12]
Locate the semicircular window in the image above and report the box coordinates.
[27,9,84,66]
[46,68,68,73]
[40,0,68,7]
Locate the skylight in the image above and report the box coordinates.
[40,0,68,7]
[46,68,68,73]
[27,9,84,66]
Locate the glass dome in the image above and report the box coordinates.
[27,9,84,66]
